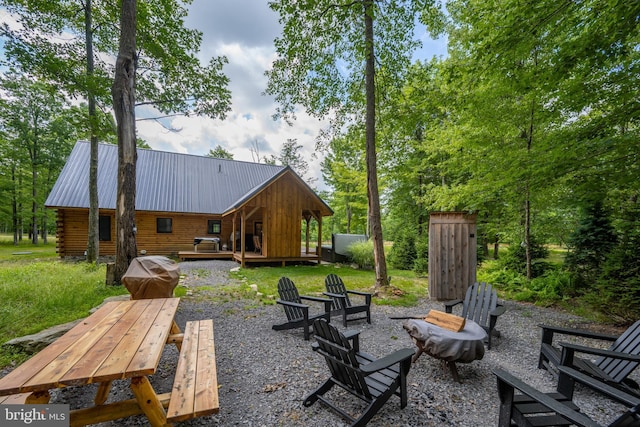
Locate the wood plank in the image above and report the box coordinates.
[424,310,466,332]
[0,392,49,404]
[0,301,126,395]
[194,319,219,417]
[90,299,165,383]
[69,393,171,427]
[126,298,181,376]
[167,320,199,422]
[21,301,138,392]
[57,299,152,386]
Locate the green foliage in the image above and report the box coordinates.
[0,73,78,238]
[479,259,574,306]
[589,203,640,322]
[207,145,234,159]
[564,201,617,288]
[500,237,550,278]
[413,234,429,276]
[321,130,369,235]
[3,0,231,120]
[266,0,435,122]
[388,232,417,270]
[347,240,375,270]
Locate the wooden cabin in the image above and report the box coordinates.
[45,141,333,266]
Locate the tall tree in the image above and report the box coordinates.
[112,0,138,283]
[0,73,76,244]
[111,0,138,282]
[266,0,437,290]
[267,138,315,185]
[321,130,368,234]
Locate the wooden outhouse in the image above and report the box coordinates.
[428,212,477,300]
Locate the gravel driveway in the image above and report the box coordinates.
[49,260,633,426]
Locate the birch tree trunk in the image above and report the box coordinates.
[111,0,137,284]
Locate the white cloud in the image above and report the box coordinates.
[138,1,331,188]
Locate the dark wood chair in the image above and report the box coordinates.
[538,320,640,397]
[324,273,372,327]
[494,367,640,427]
[304,318,415,427]
[272,277,332,340]
[444,281,505,349]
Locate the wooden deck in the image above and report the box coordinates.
[178,250,321,266]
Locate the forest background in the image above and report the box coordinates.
[0,1,638,322]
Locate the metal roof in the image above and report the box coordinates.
[45,141,295,214]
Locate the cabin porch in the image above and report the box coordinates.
[178,249,321,266]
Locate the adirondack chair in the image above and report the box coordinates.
[272,277,332,340]
[304,319,415,427]
[494,367,640,427]
[444,281,506,349]
[324,273,372,327]
[538,320,640,397]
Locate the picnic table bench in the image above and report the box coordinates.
[167,319,219,422]
[0,298,219,426]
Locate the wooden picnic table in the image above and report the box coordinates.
[0,297,206,426]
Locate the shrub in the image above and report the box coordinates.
[590,208,640,322]
[347,240,375,269]
[388,232,416,270]
[413,234,429,276]
[564,201,617,288]
[500,235,549,278]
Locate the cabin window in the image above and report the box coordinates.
[208,220,221,234]
[157,218,173,233]
[99,216,111,241]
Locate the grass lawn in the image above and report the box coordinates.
[229,264,429,307]
[0,233,429,368]
[0,234,129,366]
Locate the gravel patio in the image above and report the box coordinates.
[47,260,633,426]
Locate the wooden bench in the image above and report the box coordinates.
[166,319,219,423]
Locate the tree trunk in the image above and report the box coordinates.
[524,92,536,280]
[30,134,38,245]
[111,0,138,284]
[364,0,388,290]
[85,0,100,264]
[11,165,18,245]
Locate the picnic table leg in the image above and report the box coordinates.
[94,381,112,405]
[130,376,171,427]
[170,321,183,351]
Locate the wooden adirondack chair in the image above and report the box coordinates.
[324,273,372,327]
[538,320,640,397]
[304,319,415,427]
[444,281,506,349]
[272,277,332,340]
[494,367,640,427]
